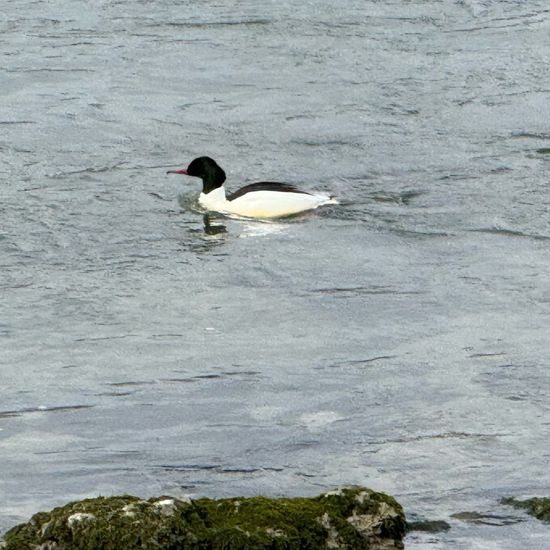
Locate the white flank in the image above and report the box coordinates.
[199,186,336,218]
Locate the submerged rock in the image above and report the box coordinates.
[406,519,451,533]
[502,497,550,522]
[1,486,405,549]
[449,510,522,527]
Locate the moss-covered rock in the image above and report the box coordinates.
[502,497,550,522]
[1,486,405,549]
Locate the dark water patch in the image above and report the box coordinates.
[179,238,229,255]
[84,446,143,462]
[177,482,210,490]
[339,355,398,366]
[108,381,157,387]
[61,41,97,47]
[536,148,550,154]
[149,192,173,201]
[69,465,138,476]
[8,146,33,154]
[160,377,196,384]
[47,163,128,179]
[320,206,367,224]
[379,431,507,445]
[12,68,94,73]
[450,511,524,526]
[159,38,221,46]
[311,286,423,297]
[0,404,94,418]
[444,20,539,33]
[469,227,550,241]
[341,173,377,182]
[0,120,36,125]
[489,166,514,174]
[222,371,261,377]
[154,463,219,472]
[94,391,134,397]
[381,103,420,116]
[155,463,283,474]
[295,471,317,478]
[439,173,475,181]
[206,423,260,429]
[392,228,451,239]
[283,440,321,451]
[319,15,437,29]
[164,371,262,382]
[148,333,186,339]
[285,113,316,121]
[469,352,507,358]
[217,466,284,474]
[511,132,550,140]
[159,114,197,122]
[75,334,138,342]
[25,33,108,42]
[368,190,425,205]
[33,449,73,456]
[151,19,271,29]
[290,138,360,149]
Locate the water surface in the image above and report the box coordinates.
[2,1,550,548]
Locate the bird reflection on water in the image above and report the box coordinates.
[203,213,227,236]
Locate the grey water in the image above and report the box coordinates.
[2,1,550,547]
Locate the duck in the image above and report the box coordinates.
[167,156,337,219]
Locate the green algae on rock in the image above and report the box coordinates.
[1,486,405,549]
[502,497,550,522]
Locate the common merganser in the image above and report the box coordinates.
[167,156,337,218]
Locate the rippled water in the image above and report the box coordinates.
[2,1,550,547]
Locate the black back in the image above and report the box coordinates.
[227,182,310,201]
